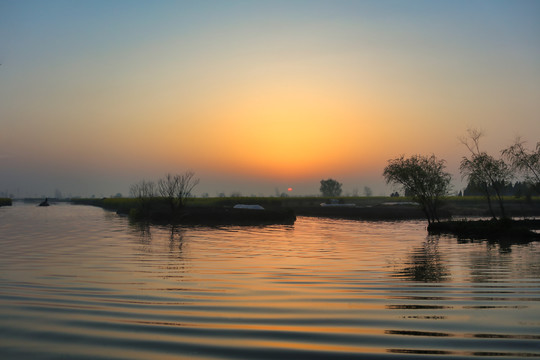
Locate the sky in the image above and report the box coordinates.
[1,0,539,198]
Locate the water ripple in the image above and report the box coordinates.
[1,204,540,359]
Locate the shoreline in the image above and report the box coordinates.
[129,206,297,226]
[427,218,540,242]
[69,196,540,230]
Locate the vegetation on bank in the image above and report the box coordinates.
[72,192,540,239]
[72,195,540,219]
[68,194,540,242]
[0,198,12,206]
[71,196,297,225]
[72,195,416,212]
[71,197,138,213]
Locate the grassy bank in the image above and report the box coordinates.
[439,196,540,218]
[72,196,540,218]
[71,197,296,225]
[235,195,539,217]
[71,196,399,213]
[0,198,12,206]
[276,195,539,220]
[72,197,138,213]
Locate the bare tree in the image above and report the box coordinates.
[158,173,181,212]
[502,137,540,193]
[383,154,451,224]
[157,171,200,212]
[130,180,156,216]
[459,129,512,220]
[459,128,483,156]
[175,171,199,207]
[130,180,156,199]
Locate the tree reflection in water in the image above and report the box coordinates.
[397,235,450,282]
[129,221,185,257]
[168,224,185,256]
[130,221,152,247]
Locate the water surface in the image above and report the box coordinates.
[1,203,539,359]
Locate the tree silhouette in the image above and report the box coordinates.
[383,154,451,224]
[320,178,342,197]
[129,180,156,216]
[158,173,181,212]
[174,171,200,208]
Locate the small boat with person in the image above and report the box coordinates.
[39,198,50,207]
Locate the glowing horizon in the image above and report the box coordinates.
[1,1,539,197]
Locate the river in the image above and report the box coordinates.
[1,202,539,359]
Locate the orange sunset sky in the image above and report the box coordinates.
[1,0,539,197]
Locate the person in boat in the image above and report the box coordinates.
[39,198,50,206]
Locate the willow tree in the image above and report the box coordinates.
[383,154,452,225]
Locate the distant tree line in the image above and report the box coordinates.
[462,181,538,197]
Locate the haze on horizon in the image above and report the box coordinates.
[1,0,539,198]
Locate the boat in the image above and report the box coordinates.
[39,198,50,207]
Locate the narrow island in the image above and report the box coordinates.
[71,193,540,237]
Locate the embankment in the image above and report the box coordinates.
[72,196,540,225]
[72,197,296,225]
